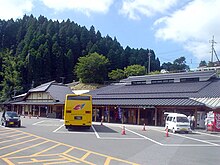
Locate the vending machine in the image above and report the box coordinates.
[213,112,220,132]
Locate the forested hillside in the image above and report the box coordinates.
[0,15,160,100]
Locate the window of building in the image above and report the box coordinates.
[180,77,199,82]
[131,81,146,85]
[151,79,174,84]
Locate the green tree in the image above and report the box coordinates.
[161,56,189,72]
[75,52,109,83]
[199,60,207,67]
[108,69,125,80]
[0,50,22,101]
[124,64,145,77]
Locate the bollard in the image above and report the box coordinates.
[121,126,126,135]
[166,128,169,137]
[142,123,146,131]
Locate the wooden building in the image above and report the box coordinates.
[89,71,220,128]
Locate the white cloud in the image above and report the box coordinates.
[0,0,33,20]
[40,0,114,16]
[120,0,179,20]
[154,0,220,61]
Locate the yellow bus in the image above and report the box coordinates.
[64,94,92,129]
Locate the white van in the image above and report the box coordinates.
[165,113,191,133]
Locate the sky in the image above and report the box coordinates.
[0,0,220,69]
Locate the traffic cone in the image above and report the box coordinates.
[166,128,169,137]
[121,126,126,135]
[142,123,146,131]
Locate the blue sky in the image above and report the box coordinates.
[0,0,220,69]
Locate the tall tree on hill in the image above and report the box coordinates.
[124,64,146,77]
[0,15,160,97]
[161,56,189,72]
[75,52,109,83]
[0,50,22,101]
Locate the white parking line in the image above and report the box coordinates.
[32,120,46,125]
[100,137,145,140]
[149,128,220,146]
[195,131,220,138]
[53,124,64,132]
[125,128,164,146]
[51,122,220,147]
[91,125,100,139]
[173,133,219,146]
[163,144,218,147]
[207,140,220,142]
[54,125,95,134]
[55,131,95,134]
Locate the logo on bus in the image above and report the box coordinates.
[73,103,85,110]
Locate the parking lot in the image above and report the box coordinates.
[1,116,220,164]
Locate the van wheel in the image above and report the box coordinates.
[172,128,176,133]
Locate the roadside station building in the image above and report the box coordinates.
[3,81,73,118]
[90,71,220,128]
[2,71,220,129]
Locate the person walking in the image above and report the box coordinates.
[191,115,195,130]
[188,115,193,130]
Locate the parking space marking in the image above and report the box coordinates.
[0,130,19,136]
[125,128,164,145]
[195,131,220,138]
[98,137,145,140]
[47,121,220,147]
[0,140,49,158]
[0,135,31,144]
[33,120,62,127]
[53,124,64,132]
[163,144,217,147]
[171,133,219,146]
[206,140,220,142]
[32,120,46,125]
[92,125,100,138]
[53,124,95,134]
[0,127,139,165]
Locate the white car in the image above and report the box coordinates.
[165,113,191,133]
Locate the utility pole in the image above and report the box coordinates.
[148,50,151,74]
[209,35,219,63]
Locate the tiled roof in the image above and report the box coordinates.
[191,97,220,108]
[121,70,217,84]
[89,76,220,107]
[47,84,73,103]
[24,81,73,104]
[29,81,55,92]
[93,98,204,106]
[89,80,217,99]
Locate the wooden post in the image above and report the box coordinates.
[108,108,110,123]
[94,108,97,122]
[137,108,140,125]
[195,108,197,129]
[39,106,41,117]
